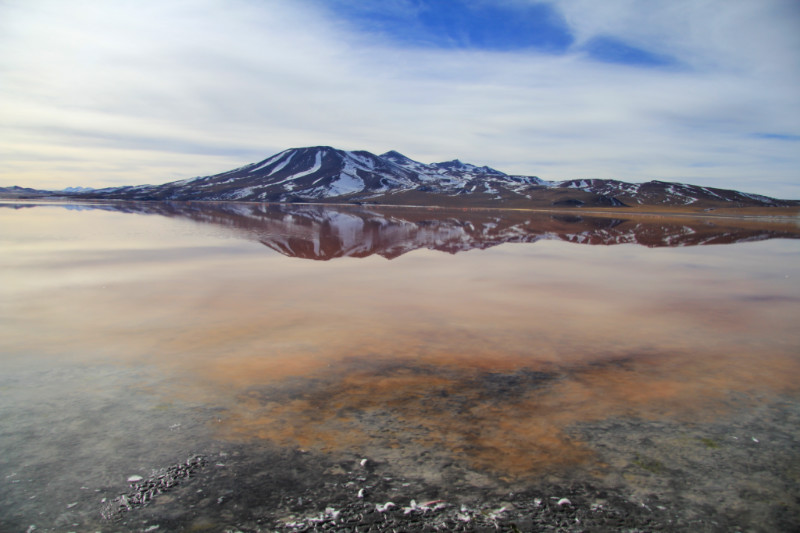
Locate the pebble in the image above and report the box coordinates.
[276,490,665,532]
[102,455,207,520]
[376,502,396,512]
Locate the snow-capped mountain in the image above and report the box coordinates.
[82,146,547,204]
[35,145,800,208]
[555,178,784,207]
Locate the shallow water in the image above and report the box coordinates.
[1,201,799,531]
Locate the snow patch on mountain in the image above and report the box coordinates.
[326,172,364,197]
[229,186,257,200]
[249,150,288,174]
[269,151,296,176]
[274,150,324,186]
[346,151,376,170]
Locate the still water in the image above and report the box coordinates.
[1,201,799,531]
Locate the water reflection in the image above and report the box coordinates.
[1,201,799,529]
[5,201,798,260]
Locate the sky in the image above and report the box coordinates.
[1,0,799,198]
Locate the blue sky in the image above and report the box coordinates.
[323,0,574,52]
[323,0,673,66]
[1,0,799,197]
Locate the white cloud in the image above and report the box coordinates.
[1,0,799,197]
[550,0,800,68]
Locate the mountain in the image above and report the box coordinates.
[76,146,549,205]
[0,185,57,198]
[8,146,799,208]
[555,178,785,208]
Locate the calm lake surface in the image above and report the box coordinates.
[1,201,799,531]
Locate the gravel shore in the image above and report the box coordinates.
[100,397,800,533]
[5,398,798,532]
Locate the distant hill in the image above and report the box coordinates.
[0,185,56,198]
[5,146,798,208]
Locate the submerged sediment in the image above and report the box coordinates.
[96,399,800,532]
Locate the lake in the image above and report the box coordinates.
[1,201,799,531]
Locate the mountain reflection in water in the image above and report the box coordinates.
[30,201,799,259]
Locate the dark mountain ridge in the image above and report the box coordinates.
[5,146,798,208]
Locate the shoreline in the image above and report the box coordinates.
[53,396,799,532]
[3,196,800,221]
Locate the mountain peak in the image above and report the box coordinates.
[380,150,417,164]
[294,145,335,152]
[430,159,505,176]
[435,159,467,169]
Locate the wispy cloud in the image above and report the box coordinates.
[1,0,798,197]
[754,133,800,142]
[581,36,677,67]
